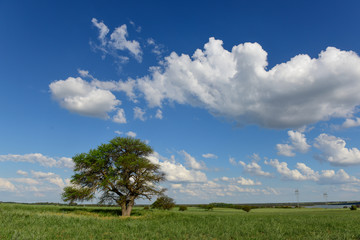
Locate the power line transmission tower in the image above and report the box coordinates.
[323,192,328,205]
[295,189,299,208]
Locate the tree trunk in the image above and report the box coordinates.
[121,199,134,216]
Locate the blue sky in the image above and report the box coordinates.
[1,0,360,204]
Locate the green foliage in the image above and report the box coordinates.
[151,196,176,210]
[241,206,252,212]
[178,205,187,211]
[199,204,214,210]
[143,206,149,210]
[62,137,166,216]
[350,205,357,210]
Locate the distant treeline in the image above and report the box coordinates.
[2,201,360,208]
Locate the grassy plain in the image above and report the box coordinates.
[1,203,360,239]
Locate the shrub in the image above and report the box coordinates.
[350,205,357,210]
[151,196,176,210]
[179,205,187,211]
[143,206,149,210]
[242,206,252,212]
[199,204,214,211]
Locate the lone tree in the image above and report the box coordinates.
[62,137,165,216]
[151,195,176,210]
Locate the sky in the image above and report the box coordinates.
[1,0,360,204]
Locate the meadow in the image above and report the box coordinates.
[1,203,360,239]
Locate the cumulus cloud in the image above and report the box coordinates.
[90,77,137,101]
[239,161,272,177]
[202,153,218,159]
[136,38,360,129]
[31,170,69,188]
[0,178,16,192]
[126,131,137,138]
[148,152,207,182]
[92,18,142,62]
[277,130,311,156]
[113,108,127,123]
[265,159,360,184]
[16,170,28,176]
[11,178,40,185]
[218,176,261,186]
[314,133,360,166]
[180,150,206,170]
[133,107,146,121]
[342,117,360,128]
[50,77,120,119]
[0,153,73,168]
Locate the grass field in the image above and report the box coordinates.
[1,203,360,239]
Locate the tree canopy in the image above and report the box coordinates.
[62,137,165,216]
[151,195,176,210]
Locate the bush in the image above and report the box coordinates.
[199,204,214,211]
[179,205,187,211]
[143,206,149,210]
[242,206,252,212]
[350,205,357,210]
[151,196,175,210]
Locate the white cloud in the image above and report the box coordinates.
[202,153,218,159]
[265,159,313,181]
[0,178,16,192]
[342,117,360,128]
[90,78,137,102]
[91,18,110,46]
[229,157,237,166]
[11,178,39,185]
[133,107,146,121]
[50,77,120,119]
[219,176,261,186]
[114,130,123,135]
[30,170,69,189]
[16,170,28,176]
[57,157,74,169]
[0,153,73,168]
[171,183,182,189]
[314,133,360,166]
[265,159,360,184]
[113,108,127,124]
[31,170,56,179]
[155,109,163,119]
[239,161,272,177]
[129,20,141,33]
[136,38,360,129]
[148,152,207,182]
[180,150,206,170]
[147,38,164,56]
[110,24,142,62]
[277,130,310,156]
[126,131,137,138]
[276,144,295,157]
[92,18,142,62]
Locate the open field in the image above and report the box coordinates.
[1,203,360,239]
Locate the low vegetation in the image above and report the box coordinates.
[2,203,360,239]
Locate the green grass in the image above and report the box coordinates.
[1,203,360,239]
